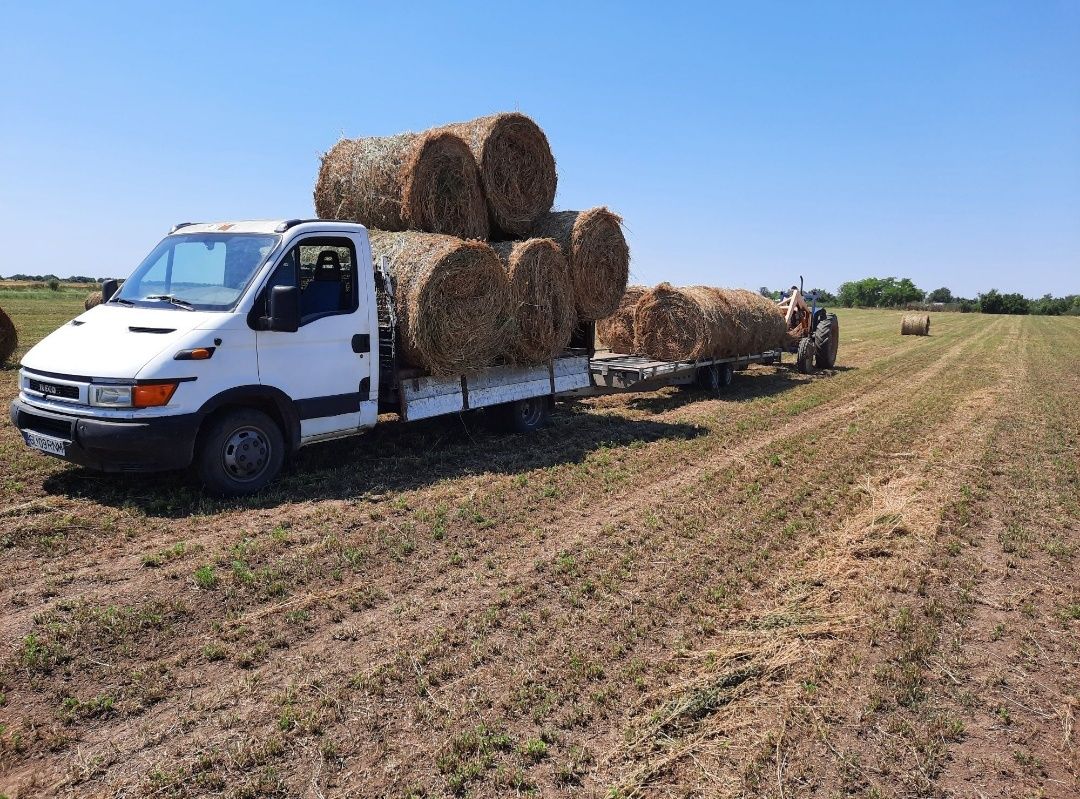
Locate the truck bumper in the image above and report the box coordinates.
[10,398,200,473]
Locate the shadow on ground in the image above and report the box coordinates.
[42,404,707,517]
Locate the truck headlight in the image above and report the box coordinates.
[89,385,133,407]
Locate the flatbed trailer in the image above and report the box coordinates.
[586,349,782,393]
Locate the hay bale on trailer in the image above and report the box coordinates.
[492,239,575,364]
[368,230,510,375]
[85,291,103,310]
[314,131,489,240]
[446,113,557,238]
[0,306,17,364]
[900,313,930,336]
[633,283,789,361]
[531,208,629,322]
[596,285,647,353]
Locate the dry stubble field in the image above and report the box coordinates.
[0,291,1077,799]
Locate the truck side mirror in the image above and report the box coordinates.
[101,279,120,302]
[268,286,300,332]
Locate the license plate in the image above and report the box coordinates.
[24,431,68,457]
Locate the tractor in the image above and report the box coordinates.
[777,277,840,373]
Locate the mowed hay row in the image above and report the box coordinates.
[0,306,17,363]
[368,230,510,375]
[492,238,575,364]
[446,113,557,238]
[531,208,629,321]
[85,291,103,310]
[314,131,489,240]
[597,284,647,353]
[634,283,789,361]
[900,312,931,336]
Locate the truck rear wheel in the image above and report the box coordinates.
[497,397,550,434]
[195,408,285,497]
[696,363,733,391]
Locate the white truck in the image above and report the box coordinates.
[10,220,590,495]
[11,220,838,497]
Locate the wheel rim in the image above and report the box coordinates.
[518,400,542,426]
[221,426,272,482]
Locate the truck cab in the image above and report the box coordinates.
[11,220,381,495]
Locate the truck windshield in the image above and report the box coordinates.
[113,233,280,311]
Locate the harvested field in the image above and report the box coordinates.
[634,282,790,360]
[368,230,510,375]
[1,296,1078,799]
[596,284,646,353]
[492,238,575,364]
[314,131,489,240]
[447,113,557,238]
[531,208,629,321]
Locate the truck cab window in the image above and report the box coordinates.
[265,237,357,325]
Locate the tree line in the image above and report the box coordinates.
[827,277,1079,316]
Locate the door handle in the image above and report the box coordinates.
[351,334,370,354]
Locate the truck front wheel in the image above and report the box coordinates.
[195,408,285,497]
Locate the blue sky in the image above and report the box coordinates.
[1,1,1077,298]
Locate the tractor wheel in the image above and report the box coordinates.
[814,313,840,369]
[796,337,816,374]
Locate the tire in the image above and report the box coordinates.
[796,337,816,374]
[498,397,550,434]
[696,363,733,391]
[195,408,285,497]
[814,313,840,369]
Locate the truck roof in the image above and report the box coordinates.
[168,220,367,236]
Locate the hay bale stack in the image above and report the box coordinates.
[634,283,789,361]
[900,313,930,336]
[446,113,557,238]
[492,239,575,364]
[314,131,488,240]
[531,208,629,321]
[0,306,17,364]
[85,291,103,310]
[369,230,510,375]
[597,285,647,353]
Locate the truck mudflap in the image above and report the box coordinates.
[398,355,590,422]
[10,398,200,473]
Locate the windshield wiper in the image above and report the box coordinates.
[112,297,135,306]
[144,294,196,311]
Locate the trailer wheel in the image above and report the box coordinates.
[195,408,285,497]
[796,337,816,374]
[696,363,733,391]
[814,313,840,369]
[498,397,550,434]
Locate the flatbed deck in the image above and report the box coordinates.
[586,350,782,392]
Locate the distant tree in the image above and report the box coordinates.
[809,288,836,304]
[927,287,953,304]
[47,278,60,291]
[979,289,1030,315]
[837,277,924,307]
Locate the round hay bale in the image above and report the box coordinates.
[369,230,510,375]
[596,285,647,353]
[492,238,575,364]
[0,306,17,364]
[446,113,557,238]
[314,131,488,240]
[900,313,930,336]
[633,283,789,361]
[85,290,103,310]
[531,208,629,321]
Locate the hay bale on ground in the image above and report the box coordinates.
[900,313,930,336]
[633,283,789,361]
[531,208,629,321]
[314,131,488,240]
[446,113,557,238]
[0,306,17,364]
[492,239,575,364]
[85,291,103,310]
[597,285,647,353]
[369,230,510,375]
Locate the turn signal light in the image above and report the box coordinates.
[174,347,215,361]
[132,383,178,408]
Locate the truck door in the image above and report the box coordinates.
[255,234,377,441]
